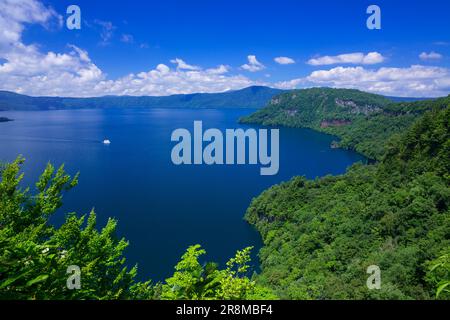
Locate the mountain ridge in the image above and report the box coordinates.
[0,86,441,111]
[0,86,283,110]
[240,87,450,160]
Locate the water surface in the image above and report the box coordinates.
[0,108,365,280]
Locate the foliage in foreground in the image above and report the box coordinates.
[0,158,274,299]
[427,251,450,299]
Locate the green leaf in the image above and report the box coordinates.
[26,274,49,287]
[436,282,450,298]
[0,272,29,289]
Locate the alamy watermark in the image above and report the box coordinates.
[66,265,81,290]
[367,5,381,30]
[66,5,81,30]
[366,265,381,290]
[170,121,279,176]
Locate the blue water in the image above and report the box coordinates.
[0,108,365,280]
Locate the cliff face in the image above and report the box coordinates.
[320,119,351,128]
[335,98,382,115]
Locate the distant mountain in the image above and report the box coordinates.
[386,96,437,102]
[0,86,284,111]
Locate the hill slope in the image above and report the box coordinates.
[240,87,449,159]
[245,105,450,299]
[0,86,283,111]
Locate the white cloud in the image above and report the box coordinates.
[275,65,450,97]
[93,20,116,46]
[274,56,295,65]
[101,64,257,96]
[419,51,443,61]
[120,34,134,44]
[274,78,305,89]
[67,45,90,62]
[170,58,200,71]
[0,1,262,97]
[0,0,60,45]
[241,55,265,72]
[1,1,449,99]
[0,43,104,96]
[0,1,104,96]
[307,52,385,66]
[206,64,229,74]
[0,49,259,97]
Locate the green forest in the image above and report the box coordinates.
[243,89,450,299]
[240,87,450,160]
[1,88,449,299]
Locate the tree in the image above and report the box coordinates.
[427,252,450,299]
[161,245,276,300]
[0,157,273,300]
[0,157,153,299]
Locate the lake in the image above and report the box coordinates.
[0,108,366,280]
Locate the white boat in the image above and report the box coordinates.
[103,139,111,144]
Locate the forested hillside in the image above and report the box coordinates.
[240,88,449,159]
[0,86,282,111]
[245,106,450,299]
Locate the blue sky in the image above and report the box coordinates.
[1,0,450,97]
